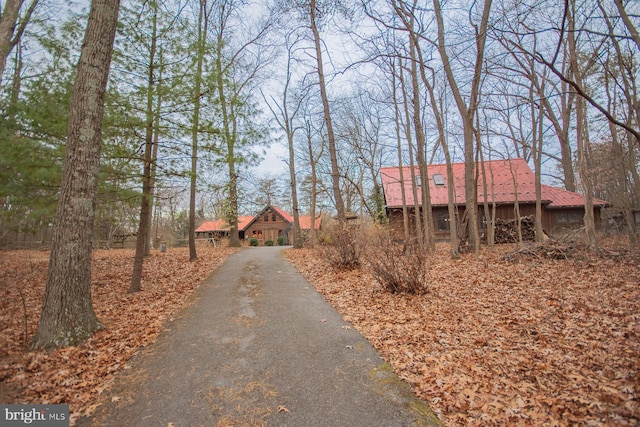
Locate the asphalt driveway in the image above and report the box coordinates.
[79,247,440,427]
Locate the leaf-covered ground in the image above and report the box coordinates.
[286,243,640,426]
[0,246,237,425]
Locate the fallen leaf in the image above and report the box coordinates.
[0,247,239,422]
[286,242,640,426]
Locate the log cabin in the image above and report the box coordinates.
[195,205,321,245]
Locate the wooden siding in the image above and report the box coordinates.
[388,203,603,242]
[245,210,290,244]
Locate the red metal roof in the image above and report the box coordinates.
[298,215,322,230]
[195,216,255,233]
[270,205,321,229]
[195,206,321,234]
[380,158,607,209]
[271,206,293,222]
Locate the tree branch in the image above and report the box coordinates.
[535,53,640,146]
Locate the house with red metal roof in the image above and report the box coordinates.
[195,205,321,245]
[380,158,608,241]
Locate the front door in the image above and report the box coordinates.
[265,229,278,243]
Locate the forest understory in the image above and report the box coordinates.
[0,241,638,426]
[287,239,639,426]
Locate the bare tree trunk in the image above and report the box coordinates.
[433,0,492,253]
[29,0,120,350]
[614,0,640,51]
[130,1,159,292]
[285,103,301,249]
[407,20,434,251]
[391,0,436,250]
[0,0,22,84]
[289,128,301,247]
[609,120,638,246]
[0,0,39,91]
[600,0,639,246]
[310,0,345,222]
[149,52,162,252]
[189,0,207,261]
[306,119,320,246]
[537,63,576,192]
[478,139,493,247]
[559,77,577,192]
[214,27,241,247]
[8,40,22,111]
[421,63,458,257]
[567,2,597,248]
[391,61,410,243]
[397,54,423,249]
[262,31,303,248]
[533,73,545,242]
[533,97,545,243]
[508,159,523,246]
[500,32,577,193]
[543,74,576,192]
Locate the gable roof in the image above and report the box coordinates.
[196,206,321,234]
[245,205,320,230]
[380,158,607,209]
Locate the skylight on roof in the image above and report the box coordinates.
[432,174,445,186]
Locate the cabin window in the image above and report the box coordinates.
[264,214,269,222]
[272,214,277,221]
[432,174,445,186]
[556,212,581,223]
[436,214,450,231]
[415,175,422,186]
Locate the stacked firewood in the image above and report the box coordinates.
[490,215,536,244]
[502,239,587,262]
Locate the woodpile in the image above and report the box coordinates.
[488,215,537,244]
[502,239,585,262]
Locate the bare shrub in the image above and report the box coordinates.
[318,222,363,270]
[363,229,430,295]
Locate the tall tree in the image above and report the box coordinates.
[309,0,346,222]
[262,30,305,248]
[29,0,120,350]
[433,0,492,252]
[566,0,597,248]
[125,0,188,291]
[390,58,410,243]
[390,0,435,250]
[188,0,208,261]
[211,0,272,247]
[493,3,577,193]
[303,116,323,246]
[130,0,161,292]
